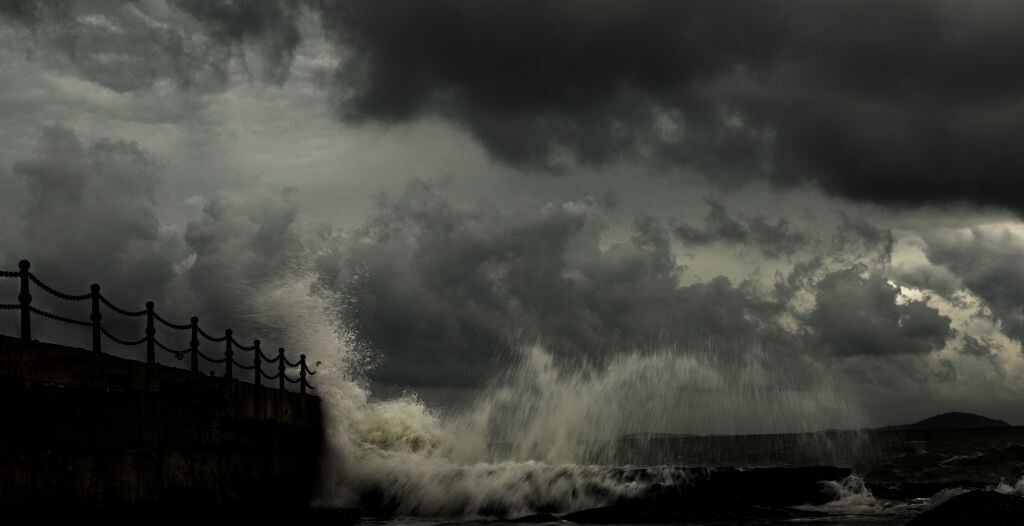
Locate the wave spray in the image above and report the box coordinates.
[246,271,869,518]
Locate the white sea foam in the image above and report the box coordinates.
[995,475,1024,496]
[796,476,944,517]
[796,476,887,515]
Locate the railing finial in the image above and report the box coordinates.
[90,283,101,353]
[18,260,31,341]
[224,329,234,380]
[278,348,286,391]
[299,354,308,394]
[145,301,155,364]
[189,316,200,373]
[253,339,262,386]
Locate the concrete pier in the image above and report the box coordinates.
[0,334,324,520]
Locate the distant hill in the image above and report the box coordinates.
[885,412,1011,431]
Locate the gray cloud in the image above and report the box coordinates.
[11,124,184,302]
[672,198,809,258]
[804,269,953,357]
[832,214,894,259]
[323,181,793,388]
[172,0,305,85]
[181,188,306,332]
[892,261,962,298]
[2,124,186,345]
[0,0,304,93]
[921,227,1024,343]
[960,334,997,359]
[1,124,316,364]
[933,358,957,383]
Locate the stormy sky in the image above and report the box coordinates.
[2,0,1024,426]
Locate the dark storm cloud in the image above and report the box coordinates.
[805,269,953,357]
[319,0,1024,212]
[324,181,788,388]
[318,0,783,174]
[672,199,808,258]
[9,1,1024,213]
[921,227,1024,343]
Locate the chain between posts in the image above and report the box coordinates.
[1,259,317,393]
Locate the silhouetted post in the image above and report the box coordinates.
[145,301,155,364]
[278,348,286,391]
[18,260,30,341]
[299,354,307,394]
[90,284,102,353]
[253,339,262,386]
[224,329,233,380]
[189,316,200,373]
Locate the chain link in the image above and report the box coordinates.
[29,306,91,327]
[100,326,148,346]
[98,294,147,316]
[28,273,92,301]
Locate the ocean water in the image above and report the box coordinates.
[248,274,1024,525]
[339,427,1024,525]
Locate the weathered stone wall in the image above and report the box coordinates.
[0,335,324,518]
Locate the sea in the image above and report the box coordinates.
[347,426,1024,525]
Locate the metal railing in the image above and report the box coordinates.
[0,260,316,393]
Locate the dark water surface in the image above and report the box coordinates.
[612,426,1024,483]
[355,426,1024,525]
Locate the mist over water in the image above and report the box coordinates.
[247,272,871,517]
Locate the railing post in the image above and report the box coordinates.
[299,354,307,394]
[278,348,286,391]
[224,329,233,380]
[189,316,199,373]
[90,284,101,353]
[145,301,155,364]
[18,260,30,341]
[253,339,262,386]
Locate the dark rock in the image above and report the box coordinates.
[867,481,988,501]
[306,506,363,526]
[906,491,1024,526]
[557,466,846,524]
[622,466,850,508]
[504,513,562,522]
[561,504,827,524]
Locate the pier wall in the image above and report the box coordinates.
[0,335,324,517]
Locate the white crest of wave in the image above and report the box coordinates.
[996,475,1024,496]
[244,271,869,517]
